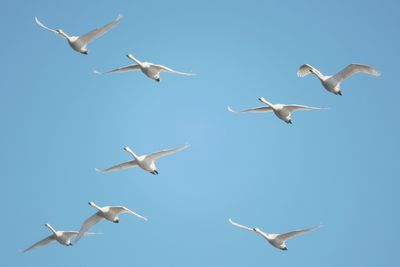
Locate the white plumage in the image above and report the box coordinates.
[228,97,323,124]
[297,63,381,95]
[34,15,122,54]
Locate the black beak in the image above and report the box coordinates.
[337,91,342,96]
[81,51,88,55]
[287,120,292,124]
[282,247,288,250]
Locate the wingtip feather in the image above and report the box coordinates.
[227,106,237,113]
[94,168,104,173]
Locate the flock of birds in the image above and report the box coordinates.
[25,14,381,253]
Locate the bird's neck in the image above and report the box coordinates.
[256,230,270,239]
[46,224,57,234]
[263,100,276,110]
[128,54,142,66]
[91,203,102,211]
[125,148,140,161]
[311,69,326,81]
[59,30,70,39]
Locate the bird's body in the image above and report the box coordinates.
[94,53,194,82]
[96,144,189,175]
[74,202,147,243]
[23,224,78,252]
[297,63,381,95]
[34,15,122,54]
[229,219,319,250]
[269,104,294,123]
[228,97,322,124]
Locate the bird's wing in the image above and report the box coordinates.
[62,231,79,239]
[297,64,323,77]
[63,231,101,238]
[284,104,322,112]
[228,106,273,113]
[75,214,104,243]
[277,226,320,241]
[77,14,123,45]
[146,144,189,162]
[110,206,148,221]
[95,160,138,173]
[23,234,55,252]
[152,64,195,76]
[229,218,254,232]
[94,64,140,74]
[34,17,64,38]
[331,63,381,84]
[63,231,102,240]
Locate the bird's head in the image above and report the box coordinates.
[88,201,95,207]
[253,227,260,232]
[114,218,120,223]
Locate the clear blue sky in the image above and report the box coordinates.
[1,0,399,266]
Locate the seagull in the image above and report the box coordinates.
[229,219,319,251]
[228,97,323,124]
[74,202,147,243]
[94,53,195,82]
[34,15,122,55]
[297,63,381,95]
[96,144,189,175]
[23,223,95,252]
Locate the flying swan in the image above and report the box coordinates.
[228,97,323,124]
[94,53,195,82]
[297,63,381,95]
[229,219,319,250]
[96,144,189,175]
[34,15,122,54]
[74,202,147,243]
[23,223,96,252]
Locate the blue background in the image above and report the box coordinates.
[1,0,399,266]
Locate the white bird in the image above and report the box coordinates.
[228,97,323,124]
[96,144,189,175]
[229,219,319,251]
[297,63,381,95]
[34,15,122,55]
[94,53,195,82]
[75,202,147,243]
[23,223,94,252]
